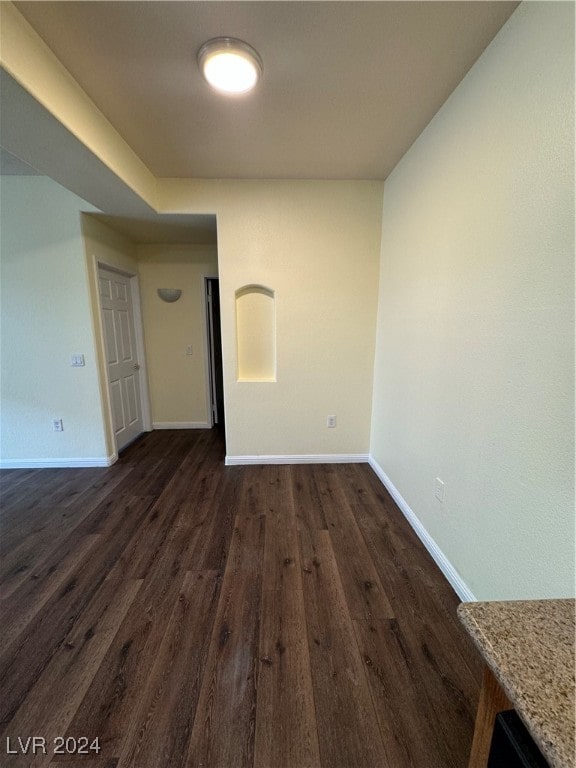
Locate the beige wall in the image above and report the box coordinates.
[371,2,575,600]
[158,180,383,458]
[1,177,382,460]
[137,245,218,427]
[0,176,106,464]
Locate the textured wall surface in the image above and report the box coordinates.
[371,2,575,600]
[159,180,383,458]
[137,245,218,427]
[0,176,105,462]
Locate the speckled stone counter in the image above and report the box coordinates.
[458,599,575,768]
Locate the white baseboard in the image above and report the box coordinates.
[225,453,369,466]
[0,453,118,469]
[152,421,210,429]
[368,455,476,603]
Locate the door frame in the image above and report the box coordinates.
[91,258,152,460]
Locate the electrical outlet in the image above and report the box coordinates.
[52,419,64,432]
[327,415,337,428]
[185,345,193,356]
[435,477,445,502]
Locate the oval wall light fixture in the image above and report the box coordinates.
[157,288,182,303]
[198,37,263,95]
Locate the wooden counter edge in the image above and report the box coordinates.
[467,665,512,768]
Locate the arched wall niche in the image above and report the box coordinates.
[235,284,276,382]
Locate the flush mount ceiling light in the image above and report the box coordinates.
[198,37,262,95]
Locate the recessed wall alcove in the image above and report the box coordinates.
[235,284,276,382]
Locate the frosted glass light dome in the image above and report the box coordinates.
[198,38,262,95]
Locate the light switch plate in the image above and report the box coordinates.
[435,477,445,502]
[71,354,85,367]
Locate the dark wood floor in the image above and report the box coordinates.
[0,428,482,768]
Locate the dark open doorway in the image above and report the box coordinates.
[205,278,225,431]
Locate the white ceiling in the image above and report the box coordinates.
[13,0,518,181]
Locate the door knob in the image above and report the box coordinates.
[133,363,140,370]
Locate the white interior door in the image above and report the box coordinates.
[98,267,143,451]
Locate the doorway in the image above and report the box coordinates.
[205,278,225,429]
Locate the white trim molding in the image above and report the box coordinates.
[0,453,118,469]
[152,421,211,430]
[368,455,477,603]
[225,453,369,466]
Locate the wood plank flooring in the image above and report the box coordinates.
[0,429,482,768]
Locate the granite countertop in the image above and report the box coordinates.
[458,598,575,768]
